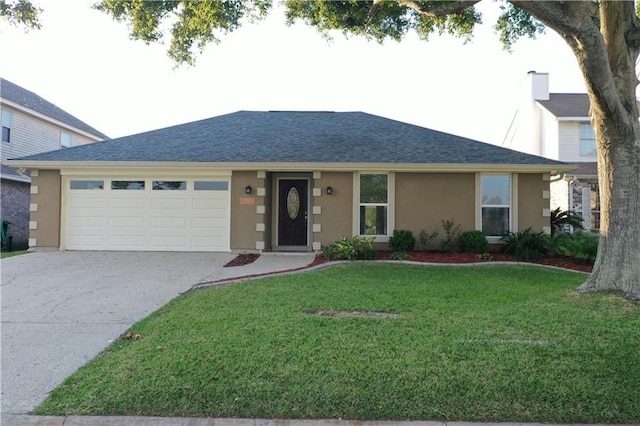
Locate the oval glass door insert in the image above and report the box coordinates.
[287,187,300,219]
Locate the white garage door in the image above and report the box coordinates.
[64,178,230,251]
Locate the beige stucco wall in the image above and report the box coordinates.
[395,172,476,238]
[29,169,61,248]
[230,170,261,251]
[518,173,550,233]
[312,172,353,247]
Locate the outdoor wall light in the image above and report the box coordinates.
[245,185,252,194]
[326,186,333,195]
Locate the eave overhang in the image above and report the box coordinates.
[4,159,576,175]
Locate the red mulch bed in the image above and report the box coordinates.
[313,251,593,273]
[224,253,260,267]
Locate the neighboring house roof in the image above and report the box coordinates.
[10,111,569,170]
[537,93,590,118]
[0,164,30,182]
[1,78,109,140]
[567,162,597,177]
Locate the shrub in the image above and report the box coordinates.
[417,230,439,251]
[501,228,549,262]
[390,251,409,260]
[362,245,378,260]
[556,232,599,262]
[458,230,488,253]
[332,236,376,261]
[551,208,584,236]
[389,229,416,252]
[322,244,335,261]
[439,219,461,252]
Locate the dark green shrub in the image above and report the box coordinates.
[333,236,376,261]
[362,245,378,260]
[556,232,599,262]
[500,228,549,262]
[389,229,416,252]
[390,251,409,260]
[458,230,488,253]
[439,219,461,252]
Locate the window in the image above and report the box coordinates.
[579,123,596,156]
[70,180,104,190]
[111,180,145,190]
[194,181,228,191]
[481,174,511,236]
[2,110,12,142]
[60,131,72,148]
[359,174,388,236]
[153,181,186,190]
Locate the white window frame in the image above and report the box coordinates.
[353,172,395,242]
[475,173,517,241]
[60,131,72,148]
[579,123,596,157]
[2,109,12,143]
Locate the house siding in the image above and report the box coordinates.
[517,173,550,234]
[395,173,476,242]
[311,171,353,247]
[558,121,598,163]
[540,110,559,160]
[0,178,30,249]
[1,106,97,161]
[230,170,262,251]
[29,169,61,249]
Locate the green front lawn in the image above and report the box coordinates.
[36,264,640,423]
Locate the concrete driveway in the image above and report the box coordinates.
[1,251,315,415]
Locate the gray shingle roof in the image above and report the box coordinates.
[12,111,565,167]
[1,78,108,139]
[537,93,590,118]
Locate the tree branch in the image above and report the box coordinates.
[396,0,480,18]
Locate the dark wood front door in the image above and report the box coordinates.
[278,179,308,246]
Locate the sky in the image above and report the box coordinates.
[0,0,587,145]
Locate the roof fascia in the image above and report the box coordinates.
[0,172,31,183]
[0,98,105,141]
[4,160,576,174]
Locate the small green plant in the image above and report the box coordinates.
[390,251,409,260]
[439,219,461,252]
[417,229,439,251]
[362,245,379,260]
[388,229,416,252]
[475,252,493,261]
[458,230,488,253]
[556,232,599,263]
[322,244,335,261]
[332,236,376,261]
[551,208,584,236]
[501,228,549,262]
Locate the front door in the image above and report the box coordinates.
[278,179,308,246]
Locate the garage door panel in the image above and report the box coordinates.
[151,198,188,209]
[150,217,188,228]
[108,216,145,228]
[66,178,230,251]
[110,197,146,209]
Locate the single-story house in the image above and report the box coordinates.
[5,111,573,252]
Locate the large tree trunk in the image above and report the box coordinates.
[516,1,640,300]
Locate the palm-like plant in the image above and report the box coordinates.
[550,208,584,236]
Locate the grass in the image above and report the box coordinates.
[35,264,640,423]
[0,249,29,259]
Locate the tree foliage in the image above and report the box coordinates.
[0,0,41,30]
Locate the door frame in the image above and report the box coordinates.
[272,173,312,251]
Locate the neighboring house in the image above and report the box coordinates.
[1,78,108,249]
[6,111,572,253]
[503,71,601,231]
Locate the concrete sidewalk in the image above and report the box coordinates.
[1,251,316,415]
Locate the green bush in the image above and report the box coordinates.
[458,230,488,253]
[388,229,416,252]
[501,228,549,262]
[333,236,376,261]
[390,251,409,260]
[439,219,461,252]
[556,232,599,262]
